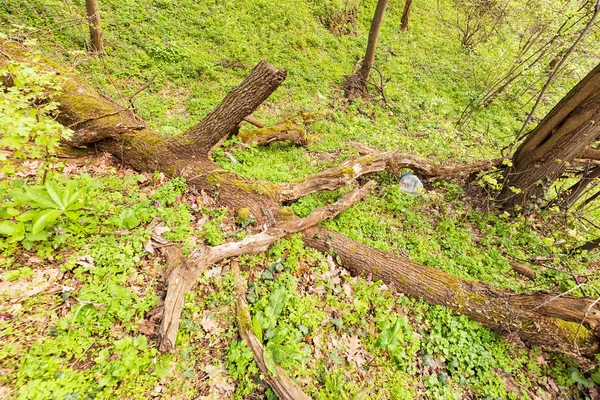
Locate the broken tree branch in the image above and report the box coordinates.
[157,181,375,352]
[278,151,503,202]
[182,61,288,154]
[232,260,311,400]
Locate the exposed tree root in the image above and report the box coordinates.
[232,260,311,400]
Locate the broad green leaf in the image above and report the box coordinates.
[61,181,74,207]
[26,230,52,241]
[16,209,39,221]
[32,209,62,233]
[0,220,20,236]
[252,315,263,343]
[263,348,277,376]
[45,181,65,210]
[25,187,57,209]
[268,286,287,321]
[5,207,19,217]
[65,211,80,221]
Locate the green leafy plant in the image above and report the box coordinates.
[375,316,419,371]
[0,61,72,179]
[0,180,87,248]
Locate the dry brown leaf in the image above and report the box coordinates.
[345,335,366,367]
[144,240,155,255]
[200,314,223,335]
[138,320,156,336]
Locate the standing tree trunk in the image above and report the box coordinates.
[345,0,389,97]
[400,0,413,32]
[85,0,104,54]
[499,63,600,212]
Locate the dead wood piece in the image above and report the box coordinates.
[243,115,265,128]
[277,151,503,202]
[238,120,307,147]
[183,60,288,154]
[509,261,537,279]
[157,181,375,352]
[232,260,311,400]
[303,227,600,359]
[582,147,600,161]
[157,245,201,353]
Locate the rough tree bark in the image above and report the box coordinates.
[498,62,600,212]
[400,0,413,32]
[85,0,104,54]
[3,39,600,360]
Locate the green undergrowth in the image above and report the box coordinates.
[3,0,599,168]
[2,0,600,398]
[1,168,599,398]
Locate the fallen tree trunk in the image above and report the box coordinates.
[303,227,600,359]
[4,39,600,359]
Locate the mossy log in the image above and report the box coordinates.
[238,113,311,147]
[3,39,600,360]
[303,227,600,360]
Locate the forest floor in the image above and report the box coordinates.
[1,0,600,398]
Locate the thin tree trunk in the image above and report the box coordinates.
[359,0,389,83]
[515,0,600,141]
[560,165,600,208]
[85,0,104,54]
[400,0,413,32]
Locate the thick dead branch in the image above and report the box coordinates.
[278,151,503,202]
[582,147,600,160]
[182,61,287,154]
[509,261,537,279]
[303,227,600,358]
[243,115,265,128]
[238,115,309,147]
[232,261,311,400]
[157,182,375,352]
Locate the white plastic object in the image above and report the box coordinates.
[399,173,423,195]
